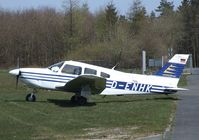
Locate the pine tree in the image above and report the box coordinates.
[190,0,199,66]
[178,0,191,54]
[63,0,79,51]
[128,0,146,35]
[178,0,199,66]
[150,11,156,21]
[156,0,174,16]
[105,2,118,41]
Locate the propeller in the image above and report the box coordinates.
[16,70,21,89]
[15,57,21,89]
[9,57,22,89]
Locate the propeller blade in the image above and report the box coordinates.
[16,71,21,89]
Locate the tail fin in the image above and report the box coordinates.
[154,54,189,78]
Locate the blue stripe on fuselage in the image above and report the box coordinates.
[22,71,76,79]
[107,80,169,93]
[22,73,73,81]
[20,72,75,84]
[20,76,67,83]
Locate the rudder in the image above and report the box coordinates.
[154,54,189,78]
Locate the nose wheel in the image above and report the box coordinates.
[26,92,36,102]
[26,89,37,102]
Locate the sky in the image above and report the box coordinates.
[0,0,183,15]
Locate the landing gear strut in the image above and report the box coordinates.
[70,95,87,105]
[26,89,37,102]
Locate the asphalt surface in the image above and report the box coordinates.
[172,72,199,140]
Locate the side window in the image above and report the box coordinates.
[100,72,110,78]
[62,64,82,75]
[84,68,97,75]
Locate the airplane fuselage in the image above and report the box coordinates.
[14,61,179,95]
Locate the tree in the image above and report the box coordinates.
[156,0,174,16]
[94,9,107,42]
[150,11,156,21]
[105,2,118,40]
[128,0,147,35]
[0,8,65,67]
[190,0,199,66]
[178,0,199,66]
[63,0,79,51]
[76,2,95,45]
[177,0,192,53]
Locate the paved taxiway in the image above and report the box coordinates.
[172,71,199,140]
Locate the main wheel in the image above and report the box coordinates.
[70,95,78,103]
[77,96,87,106]
[26,93,36,102]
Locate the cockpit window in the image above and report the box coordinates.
[62,64,82,75]
[101,72,110,78]
[84,68,97,75]
[48,61,64,72]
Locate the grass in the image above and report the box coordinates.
[178,74,187,87]
[0,70,179,140]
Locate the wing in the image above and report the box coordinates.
[56,75,106,95]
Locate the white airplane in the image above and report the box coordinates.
[9,54,189,105]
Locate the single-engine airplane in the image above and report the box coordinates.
[9,54,189,105]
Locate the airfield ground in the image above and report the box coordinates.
[0,70,182,140]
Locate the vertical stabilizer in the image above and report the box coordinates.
[154,54,189,78]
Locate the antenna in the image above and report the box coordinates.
[112,63,119,70]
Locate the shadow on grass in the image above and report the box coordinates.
[47,99,96,107]
[153,96,180,101]
[2,95,179,107]
[2,99,96,107]
[3,99,48,103]
[96,95,180,104]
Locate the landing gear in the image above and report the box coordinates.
[70,85,90,105]
[26,93,36,102]
[70,95,87,105]
[70,95,77,103]
[26,89,37,102]
[78,96,87,105]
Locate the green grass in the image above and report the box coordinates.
[0,70,178,140]
[178,75,188,87]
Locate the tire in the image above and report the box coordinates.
[77,96,87,106]
[26,93,36,102]
[70,95,77,103]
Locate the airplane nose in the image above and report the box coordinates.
[9,69,20,76]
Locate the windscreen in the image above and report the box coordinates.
[48,61,64,72]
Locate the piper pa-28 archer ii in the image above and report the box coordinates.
[9,54,189,105]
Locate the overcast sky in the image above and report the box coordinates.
[0,0,182,15]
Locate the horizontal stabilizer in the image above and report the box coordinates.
[165,87,188,91]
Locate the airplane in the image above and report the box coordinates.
[9,54,189,105]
